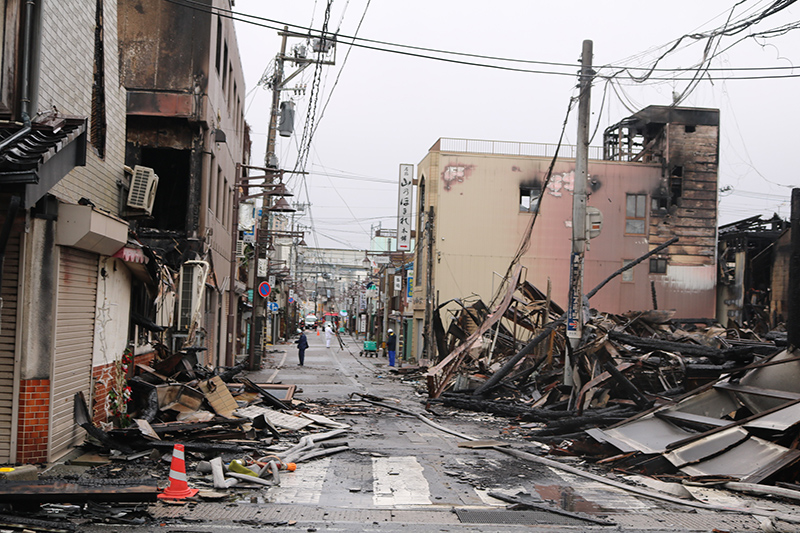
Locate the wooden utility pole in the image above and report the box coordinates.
[566,39,593,385]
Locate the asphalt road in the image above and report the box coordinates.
[68,331,796,531]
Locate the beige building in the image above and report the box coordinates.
[411,106,720,362]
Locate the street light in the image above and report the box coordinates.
[226,164,295,367]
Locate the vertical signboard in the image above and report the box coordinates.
[397,164,413,251]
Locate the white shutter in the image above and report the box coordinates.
[49,247,97,460]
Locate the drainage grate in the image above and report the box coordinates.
[455,509,600,526]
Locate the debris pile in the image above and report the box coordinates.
[0,345,352,526]
[424,262,799,488]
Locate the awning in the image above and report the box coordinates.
[0,112,88,208]
[113,245,149,264]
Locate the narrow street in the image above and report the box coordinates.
[71,331,794,532]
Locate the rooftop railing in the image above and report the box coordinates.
[438,137,604,160]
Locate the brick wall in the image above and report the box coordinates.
[91,351,156,425]
[16,380,51,464]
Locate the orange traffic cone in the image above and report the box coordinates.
[158,443,198,500]
[316,328,320,336]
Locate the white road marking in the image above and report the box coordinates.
[268,457,331,504]
[372,456,432,506]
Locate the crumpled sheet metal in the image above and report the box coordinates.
[664,427,792,479]
[589,416,693,455]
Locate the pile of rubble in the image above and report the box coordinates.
[0,346,352,528]
[425,263,800,490]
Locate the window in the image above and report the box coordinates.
[622,260,634,282]
[650,258,667,274]
[669,166,683,207]
[90,0,106,158]
[520,186,541,213]
[222,178,229,228]
[215,17,222,74]
[625,194,647,234]
[208,154,216,213]
[684,125,696,133]
[222,42,228,91]
[216,166,223,216]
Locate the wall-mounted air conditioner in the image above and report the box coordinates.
[176,260,209,331]
[127,165,159,215]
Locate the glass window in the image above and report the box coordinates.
[650,258,667,274]
[625,194,647,234]
[520,186,541,213]
[622,260,634,282]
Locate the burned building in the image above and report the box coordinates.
[717,214,788,331]
[117,0,251,363]
[411,106,720,363]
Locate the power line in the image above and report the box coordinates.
[165,0,800,80]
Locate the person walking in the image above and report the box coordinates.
[387,328,397,367]
[296,329,308,366]
[324,323,333,349]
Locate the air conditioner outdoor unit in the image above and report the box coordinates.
[176,260,209,331]
[127,165,159,214]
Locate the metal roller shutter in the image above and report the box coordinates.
[49,247,97,460]
[0,233,20,463]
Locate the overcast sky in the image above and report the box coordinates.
[232,0,800,251]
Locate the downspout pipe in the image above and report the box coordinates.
[0,0,37,152]
[20,0,36,126]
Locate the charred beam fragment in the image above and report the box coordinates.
[487,491,615,526]
[238,377,290,410]
[607,331,770,362]
[602,361,653,410]
[0,482,158,504]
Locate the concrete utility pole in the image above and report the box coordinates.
[566,39,593,385]
[788,188,800,349]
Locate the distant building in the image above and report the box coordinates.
[411,106,720,363]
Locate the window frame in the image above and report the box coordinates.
[519,185,542,213]
[649,257,668,274]
[625,193,647,235]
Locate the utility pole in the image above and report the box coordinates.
[566,39,593,386]
[788,188,799,348]
[424,206,435,363]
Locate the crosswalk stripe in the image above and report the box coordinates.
[268,457,331,504]
[372,456,432,506]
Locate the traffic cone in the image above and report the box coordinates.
[158,443,198,500]
[316,328,320,336]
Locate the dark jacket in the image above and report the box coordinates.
[297,332,309,351]
[387,332,396,350]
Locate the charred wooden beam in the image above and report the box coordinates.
[0,513,76,532]
[238,377,289,410]
[472,319,565,396]
[0,481,157,503]
[607,330,772,362]
[487,491,615,526]
[602,361,653,410]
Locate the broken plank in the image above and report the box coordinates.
[0,482,158,503]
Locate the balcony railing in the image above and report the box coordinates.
[438,137,604,160]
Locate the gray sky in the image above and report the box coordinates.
[232,0,800,251]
